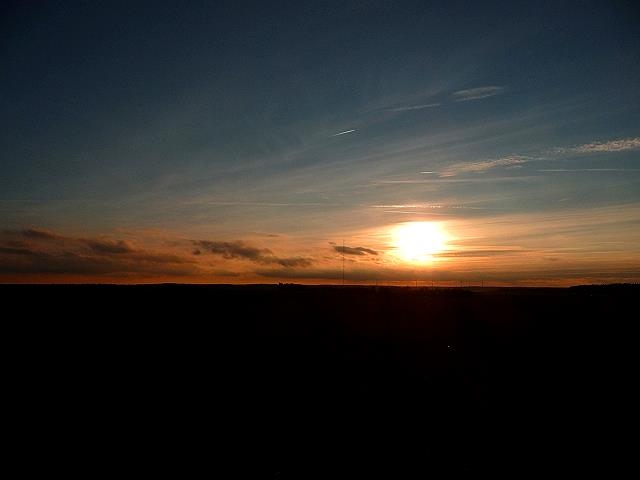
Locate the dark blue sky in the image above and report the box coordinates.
[1,1,639,283]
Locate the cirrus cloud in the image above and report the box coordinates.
[439,155,529,177]
[452,86,504,102]
[556,137,640,154]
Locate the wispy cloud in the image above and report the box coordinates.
[439,155,529,177]
[435,248,529,258]
[333,245,378,256]
[193,201,339,207]
[384,103,441,112]
[427,136,639,180]
[371,176,534,185]
[452,86,504,102]
[193,240,313,268]
[556,137,640,154]
[370,203,445,209]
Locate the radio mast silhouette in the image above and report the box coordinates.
[342,239,345,285]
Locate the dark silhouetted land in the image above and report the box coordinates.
[4,284,636,476]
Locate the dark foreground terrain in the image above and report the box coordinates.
[4,284,636,476]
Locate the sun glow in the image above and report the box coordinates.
[392,221,449,264]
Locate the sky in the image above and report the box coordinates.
[1,0,639,285]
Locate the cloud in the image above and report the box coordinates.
[333,245,378,256]
[21,228,59,240]
[0,227,195,276]
[371,175,534,185]
[385,103,441,112]
[192,240,269,261]
[0,246,35,256]
[439,155,529,177]
[434,248,528,258]
[10,228,135,256]
[273,257,313,268]
[198,201,337,207]
[2,228,315,278]
[193,240,313,268]
[426,135,639,179]
[370,203,444,209]
[0,250,193,275]
[452,86,504,102]
[85,239,134,255]
[556,137,640,154]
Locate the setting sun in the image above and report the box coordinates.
[392,222,449,264]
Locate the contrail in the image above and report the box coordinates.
[331,129,356,137]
